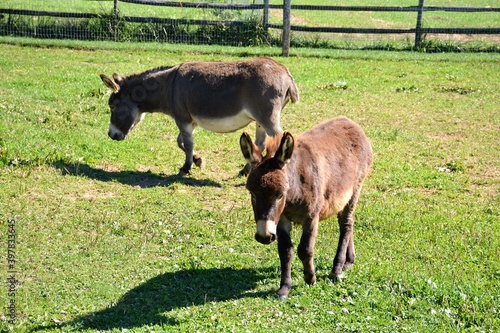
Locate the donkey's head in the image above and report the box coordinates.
[100,73,145,141]
[240,132,294,244]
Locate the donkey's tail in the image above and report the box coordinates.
[286,69,299,104]
[288,80,299,104]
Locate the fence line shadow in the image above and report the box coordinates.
[31,267,274,331]
[53,161,221,188]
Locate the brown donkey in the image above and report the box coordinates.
[100,57,298,176]
[240,117,373,300]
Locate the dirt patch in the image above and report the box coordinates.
[427,133,467,141]
[425,33,500,44]
[370,18,400,29]
[82,191,115,201]
[270,9,310,26]
[97,164,121,173]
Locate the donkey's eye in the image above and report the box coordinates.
[277,193,284,201]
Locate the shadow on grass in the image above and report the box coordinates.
[53,161,221,188]
[32,267,274,331]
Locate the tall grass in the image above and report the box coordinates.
[0,13,265,46]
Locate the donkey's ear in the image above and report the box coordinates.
[240,132,262,165]
[112,73,124,84]
[275,132,294,169]
[100,74,120,93]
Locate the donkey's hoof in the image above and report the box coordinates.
[194,156,203,168]
[343,262,354,271]
[277,286,291,301]
[276,291,289,302]
[304,273,316,285]
[329,271,345,283]
[178,169,190,177]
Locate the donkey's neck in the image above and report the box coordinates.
[131,67,176,114]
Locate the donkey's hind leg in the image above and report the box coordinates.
[254,124,268,152]
[330,188,361,281]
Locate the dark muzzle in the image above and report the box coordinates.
[255,232,276,244]
[108,130,125,141]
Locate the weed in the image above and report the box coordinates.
[416,38,500,53]
[317,81,348,90]
[436,86,480,95]
[395,85,419,93]
[437,160,466,173]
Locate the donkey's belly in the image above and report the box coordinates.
[192,112,253,133]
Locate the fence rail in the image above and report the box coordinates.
[120,0,263,9]
[0,8,99,19]
[121,0,500,12]
[0,0,498,52]
[278,0,500,54]
[273,25,500,35]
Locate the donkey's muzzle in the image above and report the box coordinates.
[108,131,125,141]
[108,123,126,141]
[255,220,277,244]
[255,232,276,244]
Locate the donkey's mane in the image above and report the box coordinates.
[124,65,175,82]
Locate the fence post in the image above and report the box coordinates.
[113,0,120,41]
[414,0,425,49]
[282,0,291,56]
[263,0,270,38]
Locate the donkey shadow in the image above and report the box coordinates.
[32,267,273,331]
[53,161,221,188]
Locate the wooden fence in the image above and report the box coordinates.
[1,0,499,53]
[279,0,500,55]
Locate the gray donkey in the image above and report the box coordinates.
[100,57,299,176]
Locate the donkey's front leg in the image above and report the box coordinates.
[297,218,319,285]
[176,122,199,176]
[331,207,356,281]
[276,221,294,301]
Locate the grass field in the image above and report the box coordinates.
[3,0,498,27]
[0,38,499,332]
[1,0,499,50]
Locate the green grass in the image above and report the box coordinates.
[0,0,265,45]
[1,0,499,50]
[268,0,499,28]
[0,38,499,332]
[0,0,262,21]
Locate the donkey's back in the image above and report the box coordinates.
[171,57,299,133]
[290,117,373,219]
